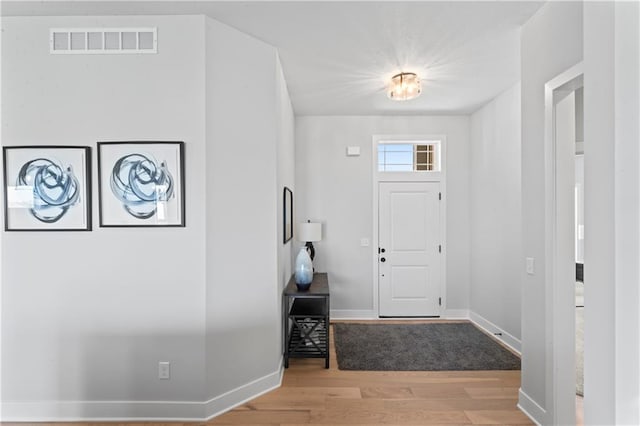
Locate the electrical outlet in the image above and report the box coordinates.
[158,361,170,380]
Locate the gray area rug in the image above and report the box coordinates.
[334,322,520,371]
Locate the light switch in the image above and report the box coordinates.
[526,257,535,275]
[158,361,170,379]
[360,238,370,247]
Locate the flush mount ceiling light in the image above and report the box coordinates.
[387,72,421,101]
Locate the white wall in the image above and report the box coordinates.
[1,15,208,418]
[204,17,283,414]
[519,2,583,422]
[584,2,640,424]
[275,58,296,348]
[203,16,299,418]
[295,116,470,317]
[469,84,522,348]
[1,14,295,421]
[520,2,640,424]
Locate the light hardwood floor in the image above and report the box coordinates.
[3,321,532,426]
[209,321,532,425]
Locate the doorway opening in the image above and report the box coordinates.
[574,87,585,425]
[544,63,584,426]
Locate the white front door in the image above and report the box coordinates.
[378,182,441,317]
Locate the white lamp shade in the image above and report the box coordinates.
[298,222,322,242]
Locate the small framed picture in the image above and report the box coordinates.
[283,186,293,244]
[2,145,92,231]
[97,141,185,227]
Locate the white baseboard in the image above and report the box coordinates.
[0,400,204,421]
[331,309,376,320]
[469,310,521,355]
[517,388,546,425]
[204,360,283,420]
[1,363,284,422]
[443,309,469,319]
[332,309,470,320]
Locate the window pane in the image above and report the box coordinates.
[384,151,413,165]
[416,164,433,171]
[385,143,413,152]
[384,164,413,172]
[378,141,440,172]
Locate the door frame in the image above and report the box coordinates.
[371,134,447,317]
[543,62,583,425]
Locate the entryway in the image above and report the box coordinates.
[372,135,446,318]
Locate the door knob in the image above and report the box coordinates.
[381,257,386,262]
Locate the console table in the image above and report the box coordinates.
[283,273,330,368]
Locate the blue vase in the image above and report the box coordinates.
[294,247,313,290]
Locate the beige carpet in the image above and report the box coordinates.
[576,281,584,396]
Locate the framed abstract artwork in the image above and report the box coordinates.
[2,145,92,231]
[283,186,293,244]
[97,141,185,227]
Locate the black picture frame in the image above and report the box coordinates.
[97,141,185,227]
[283,186,293,244]
[2,145,92,231]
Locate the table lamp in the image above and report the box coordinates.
[297,220,322,261]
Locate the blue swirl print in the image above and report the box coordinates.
[16,158,80,223]
[110,153,174,219]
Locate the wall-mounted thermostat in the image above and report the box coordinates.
[346,146,360,156]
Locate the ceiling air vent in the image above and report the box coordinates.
[50,28,157,54]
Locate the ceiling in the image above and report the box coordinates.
[1,1,545,115]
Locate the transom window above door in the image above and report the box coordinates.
[377,141,441,172]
